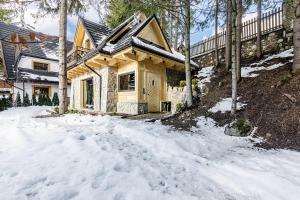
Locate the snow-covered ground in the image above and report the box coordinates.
[209,97,246,113]
[0,107,300,200]
[242,49,294,78]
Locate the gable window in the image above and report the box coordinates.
[119,72,135,91]
[85,39,91,49]
[33,86,51,97]
[33,62,49,71]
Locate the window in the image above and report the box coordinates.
[33,86,50,97]
[83,78,94,109]
[119,72,135,91]
[33,62,49,71]
[85,39,91,49]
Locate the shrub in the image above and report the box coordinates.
[32,94,37,105]
[66,109,79,114]
[45,95,52,106]
[0,98,5,111]
[176,103,183,113]
[232,118,252,136]
[16,92,22,107]
[23,93,31,107]
[192,79,198,86]
[280,74,292,84]
[179,80,186,88]
[52,92,59,106]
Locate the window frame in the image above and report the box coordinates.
[32,61,50,72]
[32,85,51,97]
[118,71,136,92]
[82,77,94,109]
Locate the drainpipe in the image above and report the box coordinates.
[83,60,102,111]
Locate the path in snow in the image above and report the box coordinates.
[0,107,300,200]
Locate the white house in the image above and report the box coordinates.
[0,22,72,103]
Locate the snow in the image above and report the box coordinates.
[21,72,58,82]
[132,37,199,67]
[242,49,294,78]
[209,97,247,113]
[196,66,214,84]
[242,63,285,78]
[0,107,300,200]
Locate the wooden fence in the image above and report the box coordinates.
[191,6,283,58]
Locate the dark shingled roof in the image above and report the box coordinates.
[0,22,73,80]
[18,67,59,84]
[80,17,111,46]
[68,13,199,70]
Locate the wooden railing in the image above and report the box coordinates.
[67,46,90,67]
[191,6,283,58]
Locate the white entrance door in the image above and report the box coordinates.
[146,72,160,112]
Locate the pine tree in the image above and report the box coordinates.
[16,92,22,107]
[32,94,37,106]
[52,92,59,106]
[46,95,52,106]
[23,93,30,107]
[38,93,44,106]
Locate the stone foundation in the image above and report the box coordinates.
[117,102,148,115]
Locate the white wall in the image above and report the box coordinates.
[18,56,59,72]
[13,82,71,102]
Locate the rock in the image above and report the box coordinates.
[265,133,272,139]
[225,119,253,137]
[277,39,284,43]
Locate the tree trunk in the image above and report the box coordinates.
[184,0,193,107]
[293,3,300,74]
[256,0,262,58]
[174,0,180,50]
[231,0,237,115]
[58,0,68,114]
[236,0,242,82]
[226,0,232,72]
[214,0,219,67]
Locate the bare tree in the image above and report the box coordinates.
[226,0,232,72]
[256,0,262,58]
[293,3,300,74]
[58,0,68,114]
[174,0,180,50]
[236,0,242,82]
[184,0,193,107]
[214,0,219,67]
[231,0,237,115]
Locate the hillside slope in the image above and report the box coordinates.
[163,49,300,150]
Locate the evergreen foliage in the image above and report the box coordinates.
[32,94,37,106]
[52,92,59,106]
[16,92,22,107]
[23,93,31,107]
[106,0,161,29]
[46,95,52,106]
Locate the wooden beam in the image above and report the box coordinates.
[152,58,163,65]
[137,52,148,61]
[123,52,137,61]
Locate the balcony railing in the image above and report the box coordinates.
[67,46,90,67]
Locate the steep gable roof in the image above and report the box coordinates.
[0,22,73,79]
[68,13,199,69]
[80,17,111,46]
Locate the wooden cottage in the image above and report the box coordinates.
[67,13,198,114]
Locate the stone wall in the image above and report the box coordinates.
[166,86,187,114]
[106,67,118,112]
[117,102,148,115]
[194,29,293,68]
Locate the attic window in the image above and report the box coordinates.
[110,28,131,44]
[33,62,49,71]
[85,39,91,49]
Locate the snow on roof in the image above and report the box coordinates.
[21,72,58,82]
[132,37,199,67]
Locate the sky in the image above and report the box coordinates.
[16,2,276,46]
